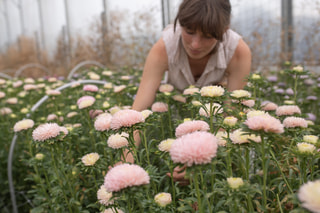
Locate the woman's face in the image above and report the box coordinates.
[181,27,218,60]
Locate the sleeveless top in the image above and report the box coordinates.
[162,24,241,92]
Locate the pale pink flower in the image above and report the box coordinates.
[109,106,121,115]
[0,91,5,99]
[244,114,284,133]
[241,99,255,108]
[172,95,186,103]
[23,84,37,91]
[32,123,61,141]
[283,116,308,128]
[48,77,57,82]
[175,120,209,138]
[0,78,5,84]
[59,126,69,138]
[183,87,200,95]
[6,97,18,104]
[154,192,172,207]
[215,131,228,146]
[77,96,96,109]
[141,109,153,119]
[24,78,35,84]
[151,102,168,112]
[110,109,145,130]
[77,95,95,105]
[227,177,244,189]
[261,101,278,111]
[13,80,23,88]
[298,180,320,213]
[46,90,61,96]
[107,132,129,149]
[113,85,126,93]
[276,105,301,116]
[223,116,238,127]
[200,85,225,97]
[83,84,99,92]
[81,153,100,166]
[0,107,12,115]
[97,185,113,206]
[67,111,78,118]
[158,138,175,152]
[120,75,131,81]
[104,163,150,192]
[159,84,174,93]
[169,131,218,166]
[47,114,58,121]
[13,119,34,132]
[230,129,261,144]
[94,113,112,131]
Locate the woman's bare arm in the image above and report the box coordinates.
[132,38,169,111]
[226,38,252,91]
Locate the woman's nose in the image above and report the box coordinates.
[191,35,201,49]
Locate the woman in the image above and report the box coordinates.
[132,0,251,112]
[131,0,251,182]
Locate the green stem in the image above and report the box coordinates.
[209,102,214,133]
[29,142,52,210]
[169,163,176,208]
[194,168,203,213]
[269,150,293,194]
[50,146,73,213]
[245,148,250,180]
[261,135,267,209]
[166,98,173,137]
[142,130,150,166]
[85,109,96,151]
[277,193,284,213]
[293,73,298,103]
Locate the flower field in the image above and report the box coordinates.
[1,64,320,213]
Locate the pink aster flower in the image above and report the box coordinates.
[169,131,218,167]
[23,84,37,91]
[0,91,5,99]
[46,90,61,96]
[94,113,112,131]
[151,102,168,112]
[261,101,278,111]
[183,87,200,95]
[244,114,284,134]
[283,116,308,128]
[298,180,320,213]
[241,99,255,108]
[175,120,210,138]
[110,109,145,130]
[13,119,34,132]
[47,114,58,121]
[83,84,99,92]
[32,123,61,141]
[113,85,126,93]
[104,163,150,192]
[275,105,301,116]
[172,95,186,103]
[77,95,96,109]
[77,95,95,105]
[159,84,174,93]
[107,132,129,149]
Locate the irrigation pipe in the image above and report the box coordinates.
[8,79,107,213]
[67,60,105,80]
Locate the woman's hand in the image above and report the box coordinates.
[166,165,190,186]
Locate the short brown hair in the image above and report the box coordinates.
[174,0,231,41]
